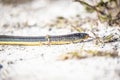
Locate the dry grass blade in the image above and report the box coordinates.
[57,51,86,60]
[85,50,119,57]
[57,50,119,60]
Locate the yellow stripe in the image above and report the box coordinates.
[0,41,71,46]
[0,42,44,46]
[49,41,71,45]
[0,41,72,45]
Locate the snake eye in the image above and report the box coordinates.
[83,34,89,39]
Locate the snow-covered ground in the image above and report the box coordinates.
[0,0,120,80]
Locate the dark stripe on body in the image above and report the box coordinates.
[0,33,88,42]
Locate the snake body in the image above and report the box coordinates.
[0,33,89,46]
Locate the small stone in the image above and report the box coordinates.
[0,64,3,69]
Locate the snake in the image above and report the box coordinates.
[0,33,89,46]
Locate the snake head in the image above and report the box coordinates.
[75,33,89,39]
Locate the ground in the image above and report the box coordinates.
[0,0,120,80]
